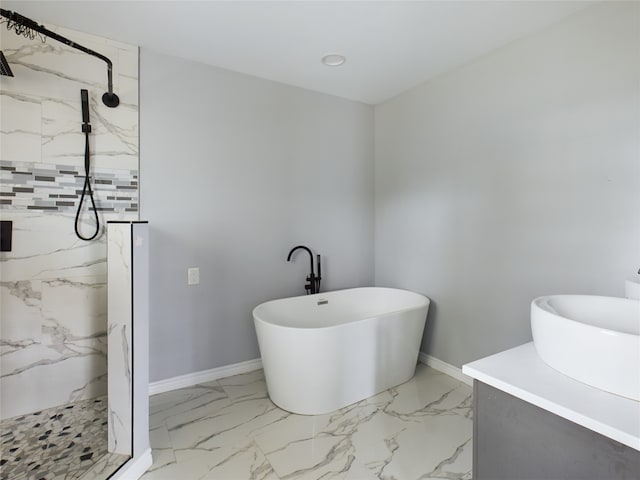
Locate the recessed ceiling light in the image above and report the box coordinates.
[321,54,346,67]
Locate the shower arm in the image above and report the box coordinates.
[0,9,119,107]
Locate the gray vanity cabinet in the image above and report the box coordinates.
[472,381,640,480]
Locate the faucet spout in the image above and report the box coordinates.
[287,245,314,277]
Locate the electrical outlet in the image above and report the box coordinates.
[187,267,200,285]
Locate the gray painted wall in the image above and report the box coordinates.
[140,50,374,382]
[374,2,640,368]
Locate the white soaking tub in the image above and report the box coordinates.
[253,287,430,415]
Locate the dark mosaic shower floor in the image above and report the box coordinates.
[0,396,109,480]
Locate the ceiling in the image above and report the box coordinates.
[3,1,593,105]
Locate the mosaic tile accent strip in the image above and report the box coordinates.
[0,396,113,480]
[0,161,138,213]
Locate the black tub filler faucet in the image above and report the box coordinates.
[287,245,322,295]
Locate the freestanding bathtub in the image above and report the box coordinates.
[253,287,430,415]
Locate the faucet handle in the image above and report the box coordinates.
[305,273,316,294]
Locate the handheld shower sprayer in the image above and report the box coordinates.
[0,8,119,107]
[74,89,100,241]
[81,89,91,125]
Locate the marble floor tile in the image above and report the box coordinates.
[147,425,176,473]
[217,370,268,400]
[149,383,229,430]
[168,394,288,462]
[342,459,380,480]
[199,441,278,480]
[150,381,225,410]
[374,415,472,480]
[144,364,473,480]
[66,451,130,480]
[262,434,355,480]
[140,451,215,480]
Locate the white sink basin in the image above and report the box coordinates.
[531,295,640,401]
[626,275,640,300]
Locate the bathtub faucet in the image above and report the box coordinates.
[287,245,322,294]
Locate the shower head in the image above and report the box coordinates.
[0,8,119,107]
[0,51,13,77]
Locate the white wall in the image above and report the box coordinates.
[140,50,374,382]
[374,2,640,367]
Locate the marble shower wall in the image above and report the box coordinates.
[107,221,149,456]
[106,222,133,456]
[0,21,139,419]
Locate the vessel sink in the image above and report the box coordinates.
[531,295,640,401]
[626,276,640,300]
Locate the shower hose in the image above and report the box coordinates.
[74,89,100,241]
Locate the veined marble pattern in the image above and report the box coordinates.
[143,365,473,480]
[0,212,112,419]
[0,17,139,422]
[0,23,138,108]
[106,223,133,456]
[0,270,109,420]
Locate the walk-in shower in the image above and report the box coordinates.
[0,9,141,480]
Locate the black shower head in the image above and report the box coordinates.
[0,8,119,107]
[0,51,13,77]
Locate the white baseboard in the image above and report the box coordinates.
[149,355,467,396]
[111,448,153,480]
[149,358,263,396]
[419,352,473,386]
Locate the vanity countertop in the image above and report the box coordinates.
[462,342,640,451]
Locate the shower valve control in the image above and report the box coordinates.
[0,220,12,252]
[187,267,200,285]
